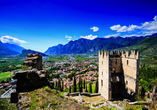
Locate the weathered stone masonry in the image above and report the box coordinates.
[11,53,49,103]
[99,50,139,101]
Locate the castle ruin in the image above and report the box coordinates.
[11,53,49,103]
[99,50,139,101]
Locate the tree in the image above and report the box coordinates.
[69,86,71,93]
[58,79,61,91]
[61,80,64,92]
[85,84,88,92]
[73,74,76,92]
[89,82,92,93]
[140,87,146,99]
[83,79,85,89]
[55,81,58,89]
[95,78,98,93]
[78,77,82,92]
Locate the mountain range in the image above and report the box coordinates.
[0,33,157,56]
[19,49,47,57]
[44,35,148,55]
[0,41,21,56]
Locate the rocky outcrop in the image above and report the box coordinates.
[11,53,49,103]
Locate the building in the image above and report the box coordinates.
[99,50,139,101]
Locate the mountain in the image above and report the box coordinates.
[19,49,47,57]
[0,41,20,56]
[45,35,146,55]
[4,43,25,53]
[122,35,157,57]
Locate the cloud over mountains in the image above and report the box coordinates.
[110,15,157,35]
[0,35,27,45]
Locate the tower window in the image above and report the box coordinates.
[102,61,103,65]
[102,71,103,76]
[101,80,103,86]
[127,60,129,65]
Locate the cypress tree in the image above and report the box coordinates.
[58,79,61,91]
[69,86,71,93]
[55,81,58,89]
[89,82,92,93]
[85,84,88,92]
[61,80,63,92]
[80,77,82,92]
[95,78,98,93]
[83,79,85,89]
[73,74,76,92]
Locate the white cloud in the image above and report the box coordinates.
[65,35,72,40]
[80,34,97,40]
[90,26,99,32]
[117,26,128,32]
[153,15,157,21]
[104,33,120,38]
[110,15,157,35]
[127,25,139,31]
[0,35,27,45]
[110,25,121,30]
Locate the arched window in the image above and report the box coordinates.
[116,76,119,82]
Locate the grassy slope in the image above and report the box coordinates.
[21,86,89,110]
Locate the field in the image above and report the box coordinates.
[0,72,12,78]
[0,56,24,72]
[47,55,68,61]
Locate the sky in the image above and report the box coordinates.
[0,0,157,52]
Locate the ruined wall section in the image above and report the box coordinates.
[99,50,111,100]
[121,50,139,94]
[23,53,42,70]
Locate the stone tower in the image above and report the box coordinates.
[99,50,139,101]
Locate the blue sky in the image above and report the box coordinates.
[0,0,157,52]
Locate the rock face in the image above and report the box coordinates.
[11,53,49,103]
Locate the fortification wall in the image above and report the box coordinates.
[99,50,111,100]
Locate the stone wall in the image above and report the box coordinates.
[11,53,49,103]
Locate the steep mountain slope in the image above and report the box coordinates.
[0,41,20,56]
[4,43,25,53]
[19,49,47,57]
[45,36,146,55]
[123,35,157,57]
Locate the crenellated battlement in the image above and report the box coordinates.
[99,50,110,58]
[99,50,139,59]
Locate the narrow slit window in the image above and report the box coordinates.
[127,60,129,65]
[101,80,103,86]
